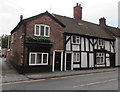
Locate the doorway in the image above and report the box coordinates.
[66,53,72,70]
[54,52,62,71]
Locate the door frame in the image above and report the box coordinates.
[65,52,73,71]
[52,50,63,72]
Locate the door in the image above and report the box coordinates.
[66,53,72,70]
[55,52,61,71]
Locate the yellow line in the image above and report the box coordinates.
[0,79,46,86]
[0,70,117,86]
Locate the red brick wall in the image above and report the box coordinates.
[25,14,65,65]
[10,24,24,66]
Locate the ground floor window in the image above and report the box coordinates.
[96,53,105,64]
[73,53,80,62]
[29,52,48,65]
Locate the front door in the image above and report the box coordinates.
[55,52,61,71]
[66,53,72,70]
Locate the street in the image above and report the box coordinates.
[2,70,118,90]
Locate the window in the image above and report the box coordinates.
[34,24,50,37]
[72,36,80,44]
[96,53,105,64]
[29,52,48,65]
[73,53,80,62]
[98,39,105,48]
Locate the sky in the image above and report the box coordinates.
[0,0,119,36]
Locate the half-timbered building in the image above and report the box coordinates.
[8,3,120,73]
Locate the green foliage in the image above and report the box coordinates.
[27,36,51,42]
[1,34,9,48]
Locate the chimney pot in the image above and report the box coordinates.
[99,17,106,25]
[20,15,23,21]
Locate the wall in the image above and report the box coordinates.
[115,37,120,66]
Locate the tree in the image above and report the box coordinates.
[1,34,9,48]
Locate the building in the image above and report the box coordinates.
[8,3,120,73]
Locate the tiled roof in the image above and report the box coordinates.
[54,14,119,40]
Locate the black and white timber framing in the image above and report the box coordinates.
[64,33,115,70]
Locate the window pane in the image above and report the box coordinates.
[30,54,35,64]
[45,27,49,36]
[73,36,76,43]
[77,53,80,61]
[36,54,42,64]
[76,37,80,43]
[43,54,48,63]
[73,53,76,61]
[40,26,44,36]
[36,26,39,35]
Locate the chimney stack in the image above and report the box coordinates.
[99,17,106,25]
[74,3,82,20]
[20,15,23,21]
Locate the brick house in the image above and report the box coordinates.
[9,3,120,73]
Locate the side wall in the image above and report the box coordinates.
[115,37,120,66]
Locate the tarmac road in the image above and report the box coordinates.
[2,69,118,90]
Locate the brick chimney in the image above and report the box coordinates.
[74,3,82,20]
[99,17,106,25]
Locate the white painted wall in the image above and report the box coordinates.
[115,37,120,66]
[86,38,89,51]
[89,53,94,67]
[66,36,71,51]
[106,54,110,67]
[72,45,79,51]
[81,52,87,68]
[73,64,80,68]
[81,37,84,51]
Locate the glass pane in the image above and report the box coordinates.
[43,54,48,63]
[36,26,39,35]
[30,54,35,64]
[76,37,80,43]
[73,36,76,43]
[36,54,42,64]
[40,26,44,36]
[77,53,80,61]
[73,53,76,62]
[45,27,49,36]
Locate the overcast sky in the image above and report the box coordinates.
[0,0,119,36]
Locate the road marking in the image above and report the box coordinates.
[73,79,117,88]
[0,79,46,86]
[1,70,117,86]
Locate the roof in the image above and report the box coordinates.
[11,11,119,40]
[53,14,119,40]
[11,11,65,34]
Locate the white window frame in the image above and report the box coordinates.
[98,39,105,48]
[72,36,80,44]
[29,52,48,65]
[34,24,50,37]
[73,53,80,62]
[96,53,105,64]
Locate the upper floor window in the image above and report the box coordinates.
[34,24,50,37]
[98,39,105,48]
[72,36,80,44]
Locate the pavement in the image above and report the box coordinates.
[26,67,118,80]
[1,58,29,83]
[1,57,118,83]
